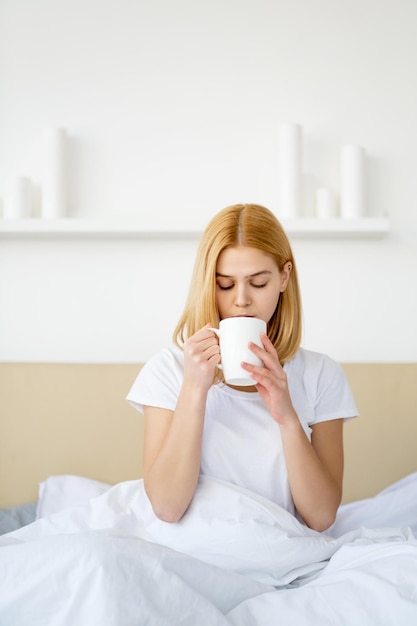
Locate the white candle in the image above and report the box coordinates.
[42,126,68,218]
[279,123,302,218]
[341,144,366,218]
[315,187,338,219]
[4,177,33,219]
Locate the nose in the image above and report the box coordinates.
[235,283,251,308]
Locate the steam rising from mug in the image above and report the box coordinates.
[209,317,266,386]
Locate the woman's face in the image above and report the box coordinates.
[215,246,291,323]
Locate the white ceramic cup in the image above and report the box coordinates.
[210,317,266,386]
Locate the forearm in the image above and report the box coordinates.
[280,420,342,532]
[144,385,207,522]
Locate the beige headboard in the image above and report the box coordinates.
[1,362,416,508]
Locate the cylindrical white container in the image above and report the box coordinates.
[340,144,365,218]
[42,126,67,218]
[315,187,338,219]
[279,123,302,219]
[4,177,33,219]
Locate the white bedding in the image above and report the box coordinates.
[1,474,417,625]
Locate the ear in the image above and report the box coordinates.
[280,261,292,292]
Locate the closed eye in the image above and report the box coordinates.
[217,282,268,290]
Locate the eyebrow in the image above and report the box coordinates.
[216,270,273,279]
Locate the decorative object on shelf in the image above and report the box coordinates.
[315,187,338,219]
[42,126,68,219]
[340,144,366,218]
[279,123,302,219]
[4,176,33,219]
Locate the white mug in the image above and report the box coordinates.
[210,317,266,386]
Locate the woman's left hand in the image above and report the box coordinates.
[241,333,298,426]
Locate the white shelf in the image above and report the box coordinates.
[0,217,390,239]
[282,217,390,238]
[0,218,202,240]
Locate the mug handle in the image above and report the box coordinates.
[208,327,223,370]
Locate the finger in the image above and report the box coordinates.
[203,323,221,339]
[248,340,281,370]
[260,334,282,362]
[248,334,275,357]
[193,325,218,343]
[241,360,271,382]
[241,366,276,394]
[254,335,285,370]
[243,365,286,395]
[260,332,275,351]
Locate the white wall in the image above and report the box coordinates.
[1,0,416,363]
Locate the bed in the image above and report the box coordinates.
[1,362,417,625]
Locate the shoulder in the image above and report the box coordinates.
[286,347,358,423]
[143,346,184,374]
[287,347,343,380]
[126,346,184,413]
[136,345,185,388]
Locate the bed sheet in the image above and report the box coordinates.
[331,471,417,537]
[0,474,417,625]
[34,469,417,538]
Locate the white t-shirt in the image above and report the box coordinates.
[127,346,358,514]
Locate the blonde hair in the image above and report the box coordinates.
[173,203,302,363]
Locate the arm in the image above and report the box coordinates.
[279,418,343,531]
[143,326,220,523]
[242,334,343,532]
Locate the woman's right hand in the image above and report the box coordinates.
[182,324,221,392]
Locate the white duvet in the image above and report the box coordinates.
[1,474,417,626]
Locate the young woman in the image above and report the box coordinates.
[127,204,358,532]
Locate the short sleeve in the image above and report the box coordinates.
[126,347,184,414]
[311,354,358,424]
[286,349,358,428]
